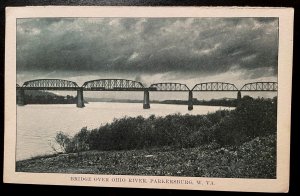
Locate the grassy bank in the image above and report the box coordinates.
[16,134,276,178]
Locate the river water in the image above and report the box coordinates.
[16,102,233,161]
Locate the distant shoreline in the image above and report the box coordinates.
[20,89,238,107]
[17,101,236,108]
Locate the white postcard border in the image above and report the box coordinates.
[4,6,294,192]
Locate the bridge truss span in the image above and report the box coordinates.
[16,78,278,109]
[150,83,190,91]
[22,79,79,90]
[82,79,145,91]
[240,82,278,91]
[192,82,238,91]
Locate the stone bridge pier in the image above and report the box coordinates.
[143,89,150,109]
[77,88,85,108]
[237,90,242,100]
[188,90,193,111]
[17,88,25,106]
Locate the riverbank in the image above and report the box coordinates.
[16,134,276,178]
[17,103,231,161]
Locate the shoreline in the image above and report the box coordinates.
[16,104,234,161]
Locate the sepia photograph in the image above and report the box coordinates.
[4,6,293,192]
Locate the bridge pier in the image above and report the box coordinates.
[236,90,242,106]
[143,89,150,109]
[77,88,85,108]
[188,90,193,111]
[237,90,242,100]
[17,88,26,106]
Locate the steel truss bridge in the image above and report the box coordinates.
[21,79,79,90]
[82,79,145,91]
[16,79,277,110]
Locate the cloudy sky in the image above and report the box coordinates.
[16,17,278,99]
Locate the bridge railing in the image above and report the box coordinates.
[192,82,238,91]
[82,79,145,91]
[240,82,278,91]
[21,79,79,90]
[150,83,190,91]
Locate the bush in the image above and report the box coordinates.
[73,127,90,152]
[53,131,72,153]
[214,96,277,146]
[53,97,277,152]
[53,128,90,153]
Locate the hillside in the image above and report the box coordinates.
[22,90,77,104]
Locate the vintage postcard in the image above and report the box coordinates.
[4,6,293,192]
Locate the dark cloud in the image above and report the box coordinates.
[16,17,278,77]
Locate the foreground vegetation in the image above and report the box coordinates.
[52,96,277,152]
[16,96,277,178]
[16,134,276,178]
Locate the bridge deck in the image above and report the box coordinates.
[17,87,278,92]
[20,87,80,91]
[84,88,146,91]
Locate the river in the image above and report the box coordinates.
[16,102,233,161]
